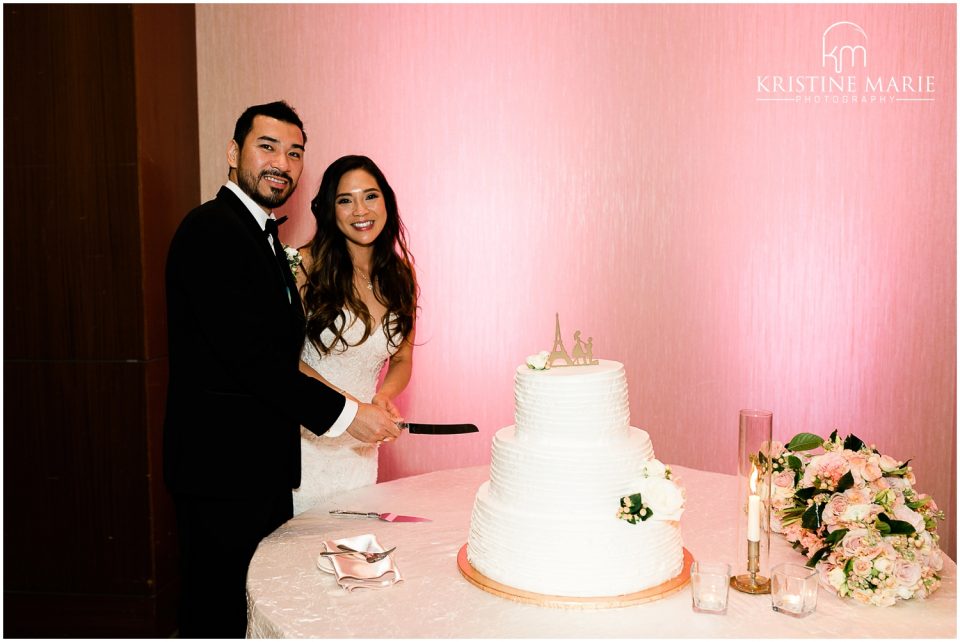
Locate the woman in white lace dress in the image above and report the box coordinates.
[292,155,417,515]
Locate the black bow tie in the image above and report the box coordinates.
[264,215,288,237]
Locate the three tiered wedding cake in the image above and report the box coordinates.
[466,359,685,598]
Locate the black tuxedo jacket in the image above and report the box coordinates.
[164,186,345,497]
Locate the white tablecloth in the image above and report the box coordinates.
[246,465,956,638]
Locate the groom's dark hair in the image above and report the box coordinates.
[232,100,307,149]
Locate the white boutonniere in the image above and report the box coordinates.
[284,245,302,278]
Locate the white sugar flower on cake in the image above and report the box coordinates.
[640,458,669,479]
[635,477,685,521]
[618,460,686,524]
[525,351,550,370]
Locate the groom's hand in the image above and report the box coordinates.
[346,403,403,444]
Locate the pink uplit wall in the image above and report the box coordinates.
[196,4,956,556]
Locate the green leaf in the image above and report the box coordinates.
[621,493,644,514]
[828,429,838,443]
[843,433,865,452]
[824,528,848,545]
[835,471,855,493]
[801,504,822,531]
[876,512,916,536]
[786,455,803,472]
[794,486,820,502]
[787,433,824,452]
[807,544,832,568]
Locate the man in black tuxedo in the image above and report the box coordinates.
[164,101,400,638]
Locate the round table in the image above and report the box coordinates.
[246,465,956,638]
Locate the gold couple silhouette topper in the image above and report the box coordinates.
[547,313,599,368]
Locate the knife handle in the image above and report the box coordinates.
[329,510,380,519]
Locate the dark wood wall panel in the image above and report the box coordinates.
[4,361,152,594]
[133,4,201,361]
[3,4,197,637]
[4,4,143,361]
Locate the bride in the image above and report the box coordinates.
[293,155,418,515]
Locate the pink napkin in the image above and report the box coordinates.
[316,533,403,591]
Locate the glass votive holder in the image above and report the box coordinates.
[771,563,818,617]
[691,561,731,614]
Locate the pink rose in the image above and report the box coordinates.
[773,470,794,488]
[918,494,939,513]
[851,557,873,576]
[800,530,824,553]
[844,487,870,504]
[826,493,848,517]
[894,560,922,588]
[807,451,850,488]
[782,522,803,543]
[862,455,883,482]
[841,529,870,557]
[850,588,874,605]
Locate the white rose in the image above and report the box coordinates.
[641,459,668,479]
[827,566,847,592]
[840,503,874,523]
[928,549,944,572]
[525,351,550,370]
[893,505,925,534]
[636,477,685,521]
[873,556,893,574]
[878,454,900,472]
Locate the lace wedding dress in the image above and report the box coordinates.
[293,313,397,516]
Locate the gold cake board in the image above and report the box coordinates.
[457,544,692,609]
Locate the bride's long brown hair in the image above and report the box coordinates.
[301,155,417,354]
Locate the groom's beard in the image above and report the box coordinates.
[237,167,297,209]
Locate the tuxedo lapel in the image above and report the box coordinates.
[215,187,304,317]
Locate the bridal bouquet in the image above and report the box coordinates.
[766,430,945,606]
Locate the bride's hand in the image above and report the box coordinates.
[371,393,402,422]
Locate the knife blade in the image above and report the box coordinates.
[329,509,432,523]
[398,422,479,435]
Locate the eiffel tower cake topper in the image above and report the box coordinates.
[546,313,599,368]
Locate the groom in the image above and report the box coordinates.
[164,100,400,638]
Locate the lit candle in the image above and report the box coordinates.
[697,589,725,612]
[747,465,761,542]
[775,593,803,614]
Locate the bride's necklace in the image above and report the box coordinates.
[354,266,373,291]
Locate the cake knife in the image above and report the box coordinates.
[329,510,432,522]
[397,422,479,435]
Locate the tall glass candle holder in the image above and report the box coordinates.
[731,409,772,594]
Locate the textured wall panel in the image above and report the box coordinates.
[196,4,955,556]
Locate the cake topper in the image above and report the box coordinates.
[547,313,599,368]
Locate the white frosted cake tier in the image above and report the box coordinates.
[466,358,685,599]
[468,482,684,597]
[488,426,655,513]
[514,360,629,442]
